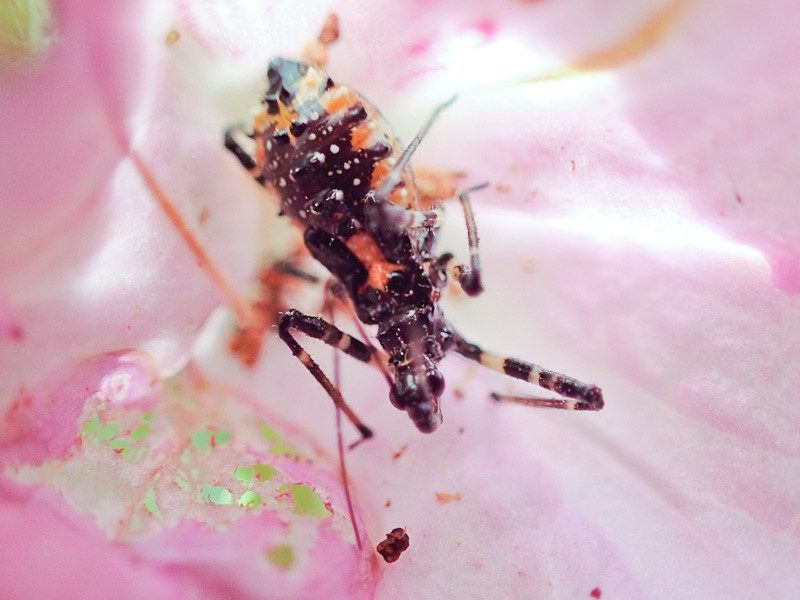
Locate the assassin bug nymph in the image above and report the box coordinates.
[225,54,603,437]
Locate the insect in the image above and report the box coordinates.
[225,46,603,438]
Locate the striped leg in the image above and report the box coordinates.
[453,335,604,411]
[278,309,384,443]
[322,279,393,387]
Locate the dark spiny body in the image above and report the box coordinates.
[248,58,453,431]
[226,57,603,434]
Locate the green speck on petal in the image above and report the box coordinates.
[202,485,233,505]
[142,412,153,421]
[143,489,161,517]
[269,440,300,457]
[234,466,253,485]
[130,423,150,440]
[0,0,53,61]
[97,423,120,442]
[214,430,231,445]
[180,448,192,464]
[259,422,300,456]
[191,429,212,450]
[267,543,295,570]
[289,484,331,518]
[239,490,262,509]
[260,422,280,441]
[253,463,276,481]
[82,413,101,435]
[109,439,131,458]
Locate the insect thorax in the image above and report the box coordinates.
[252,58,451,360]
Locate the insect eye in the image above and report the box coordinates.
[425,368,445,398]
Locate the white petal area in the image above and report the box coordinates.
[0,0,269,411]
[194,202,800,599]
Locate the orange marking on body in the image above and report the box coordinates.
[370,157,421,210]
[345,232,403,291]
[370,157,396,190]
[254,138,266,166]
[350,122,373,150]
[269,103,298,133]
[323,87,358,114]
[254,112,268,131]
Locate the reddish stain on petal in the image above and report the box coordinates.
[465,18,498,41]
[406,37,434,57]
[434,492,462,504]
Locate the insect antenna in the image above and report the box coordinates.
[376,96,457,200]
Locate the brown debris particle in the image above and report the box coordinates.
[303,13,339,67]
[166,30,181,46]
[228,255,313,366]
[376,528,410,563]
[392,444,408,460]
[318,13,340,45]
[198,206,209,225]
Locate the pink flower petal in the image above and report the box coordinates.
[0,351,374,599]
[4,0,800,597]
[194,1,800,597]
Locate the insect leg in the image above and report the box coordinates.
[273,259,320,284]
[366,200,443,231]
[452,333,604,411]
[224,128,263,181]
[278,309,383,443]
[322,279,393,387]
[450,182,488,297]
